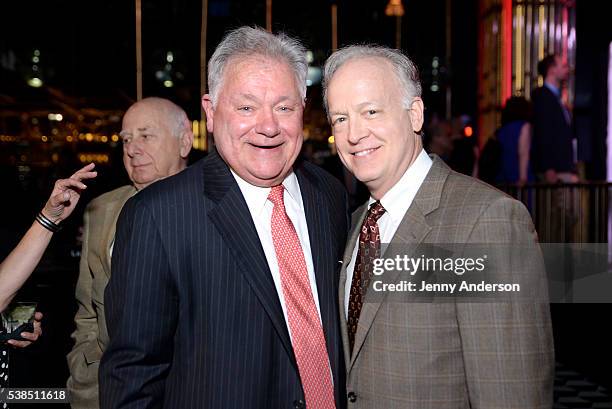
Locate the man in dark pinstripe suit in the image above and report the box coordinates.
[100,27,349,409]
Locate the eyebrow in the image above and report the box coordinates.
[355,101,377,110]
[119,126,154,138]
[239,93,260,103]
[329,101,378,116]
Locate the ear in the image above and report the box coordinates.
[179,125,194,159]
[202,94,214,133]
[409,97,424,133]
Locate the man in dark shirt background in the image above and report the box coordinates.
[531,54,578,183]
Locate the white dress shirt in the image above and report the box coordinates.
[344,149,433,317]
[232,171,323,340]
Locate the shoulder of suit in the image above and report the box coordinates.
[87,185,135,211]
[444,167,510,202]
[132,161,202,205]
[440,167,529,222]
[532,86,555,101]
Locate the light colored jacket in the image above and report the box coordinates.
[66,185,136,409]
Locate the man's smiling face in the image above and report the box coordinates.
[203,55,304,187]
[327,57,424,199]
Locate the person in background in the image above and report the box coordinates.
[0,162,96,401]
[496,96,534,185]
[424,117,453,161]
[532,54,582,241]
[0,163,96,315]
[66,97,193,409]
[531,54,577,183]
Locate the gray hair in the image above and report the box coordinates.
[322,45,422,112]
[163,100,192,139]
[207,26,308,106]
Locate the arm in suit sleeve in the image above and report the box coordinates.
[457,197,554,409]
[66,205,102,408]
[99,197,178,409]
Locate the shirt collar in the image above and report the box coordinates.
[231,170,300,216]
[368,149,433,224]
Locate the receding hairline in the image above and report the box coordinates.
[215,54,304,98]
[207,26,308,107]
[323,45,423,114]
[329,55,399,82]
[325,55,410,111]
[223,53,295,77]
[122,97,190,138]
[126,97,181,117]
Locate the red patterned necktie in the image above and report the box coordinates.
[347,201,386,352]
[268,185,336,409]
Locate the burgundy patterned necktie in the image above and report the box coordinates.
[347,201,386,352]
[268,185,336,409]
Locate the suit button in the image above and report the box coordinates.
[293,399,306,409]
[348,392,357,403]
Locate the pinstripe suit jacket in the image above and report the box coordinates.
[100,150,349,409]
[340,155,554,409]
[67,185,136,409]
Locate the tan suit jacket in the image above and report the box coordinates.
[67,185,136,409]
[340,156,554,409]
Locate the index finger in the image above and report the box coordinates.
[70,163,97,182]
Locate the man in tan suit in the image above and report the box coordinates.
[323,45,554,408]
[66,97,193,408]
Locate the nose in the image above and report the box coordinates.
[125,139,143,158]
[255,107,281,138]
[347,117,368,145]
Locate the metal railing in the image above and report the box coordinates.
[497,182,611,243]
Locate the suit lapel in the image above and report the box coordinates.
[295,167,323,299]
[295,165,331,321]
[203,151,296,367]
[338,204,367,368]
[348,155,450,370]
[102,186,137,277]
